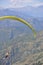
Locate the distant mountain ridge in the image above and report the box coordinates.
[0,5,43,31]
[0,5,43,17]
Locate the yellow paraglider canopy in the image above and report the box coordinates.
[0,16,36,37]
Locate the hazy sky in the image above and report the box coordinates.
[0,0,43,8]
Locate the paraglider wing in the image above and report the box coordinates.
[0,16,36,37]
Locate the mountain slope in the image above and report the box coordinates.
[0,31,43,65]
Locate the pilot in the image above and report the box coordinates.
[5,52,9,58]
